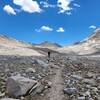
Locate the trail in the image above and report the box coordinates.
[48,65,64,100]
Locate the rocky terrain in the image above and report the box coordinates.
[0,35,43,56]
[0,55,100,100]
[0,28,100,100]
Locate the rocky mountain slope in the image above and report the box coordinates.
[0,35,43,56]
[0,35,61,56]
[58,27,100,55]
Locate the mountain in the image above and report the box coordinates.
[0,35,43,56]
[1,27,100,56]
[58,27,100,55]
[35,41,62,50]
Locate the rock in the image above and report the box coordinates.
[6,75,37,98]
[20,96,25,100]
[97,77,100,82]
[36,59,48,67]
[0,92,5,98]
[63,87,77,95]
[47,81,52,87]
[71,75,83,81]
[0,98,19,100]
[85,73,95,79]
[85,85,91,89]
[34,84,45,94]
[78,96,85,100]
[25,68,36,73]
[40,93,44,96]
[30,83,45,96]
[88,98,94,100]
[32,59,39,64]
[91,87,98,92]
[82,79,96,86]
[85,91,91,97]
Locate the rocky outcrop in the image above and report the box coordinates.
[0,35,43,56]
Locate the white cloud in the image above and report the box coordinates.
[89,25,96,29]
[56,27,65,32]
[35,26,53,32]
[13,0,42,13]
[3,5,16,15]
[40,1,56,8]
[73,3,80,7]
[57,0,73,13]
[66,12,72,15]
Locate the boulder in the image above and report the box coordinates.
[78,96,85,100]
[0,92,5,98]
[71,75,83,81]
[85,73,95,79]
[6,75,37,98]
[63,87,77,95]
[97,77,100,82]
[36,59,48,67]
[82,79,96,86]
[25,68,36,73]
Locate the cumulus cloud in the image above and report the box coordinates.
[57,0,73,13]
[56,27,65,32]
[66,12,72,15]
[40,1,56,8]
[89,25,96,29]
[13,0,42,13]
[3,5,16,15]
[73,3,80,7]
[35,26,53,32]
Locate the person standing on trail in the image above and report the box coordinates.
[48,51,51,58]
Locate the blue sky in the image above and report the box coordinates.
[0,0,100,45]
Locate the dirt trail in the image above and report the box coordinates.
[48,66,64,100]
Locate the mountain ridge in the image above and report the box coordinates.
[58,27,100,55]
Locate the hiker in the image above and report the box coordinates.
[48,51,51,58]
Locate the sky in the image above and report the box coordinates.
[0,0,100,46]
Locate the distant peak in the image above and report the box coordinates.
[41,41,51,44]
[39,41,62,47]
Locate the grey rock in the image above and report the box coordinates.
[88,98,94,100]
[97,77,100,82]
[85,91,91,97]
[0,92,5,98]
[25,68,36,73]
[63,87,77,95]
[83,79,96,86]
[78,96,85,100]
[71,75,83,81]
[36,59,48,67]
[6,75,37,97]
[85,73,95,79]
[30,83,45,96]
